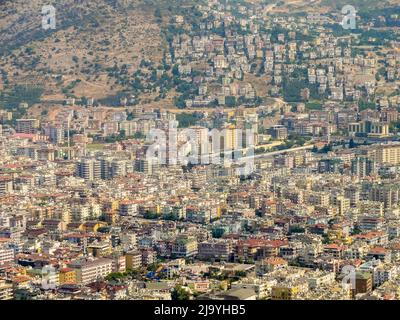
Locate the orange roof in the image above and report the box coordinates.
[353,231,385,240]
[12,133,36,139]
[239,239,287,248]
[324,243,345,250]
[12,275,31,283]
[119,199,142,205]
[391,243,400,250]
[368,246,388,254]
[264,257,288,265]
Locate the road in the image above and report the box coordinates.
[250,144,315,161]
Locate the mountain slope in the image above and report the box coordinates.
[0,0,165,100]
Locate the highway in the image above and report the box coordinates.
[243,144,315,162]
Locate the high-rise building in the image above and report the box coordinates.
[351,157,376,177]
[110,160,127,179]
[374,144,400,165]
[16,119,40,134]
[135,158,158,175]
[100,157,113,180]
[269,125,288,140]
[318,159,344,174]
[45,125,64,144]
[187,126,210,164]
[222,125,239,151]
[369,184,400,208]
[344,186,360,207]
[76,159,101,181]
[0,176,13,194]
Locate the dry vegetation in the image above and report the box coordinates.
[0,0,164,100]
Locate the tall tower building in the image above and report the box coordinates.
[76,159,101,181]
[351,157,376,178]
[16,119,40,134]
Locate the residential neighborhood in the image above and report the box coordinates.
[1,0,400,302]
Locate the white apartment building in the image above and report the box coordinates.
[68,258,113,285]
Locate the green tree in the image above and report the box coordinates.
[225,96,236,108]
[171,285,191,300]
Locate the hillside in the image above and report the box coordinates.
[0,0,398,112]
[0,0,166,102]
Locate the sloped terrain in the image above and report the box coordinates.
[0,0,165,99]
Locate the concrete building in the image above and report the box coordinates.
[68,258,113,285]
